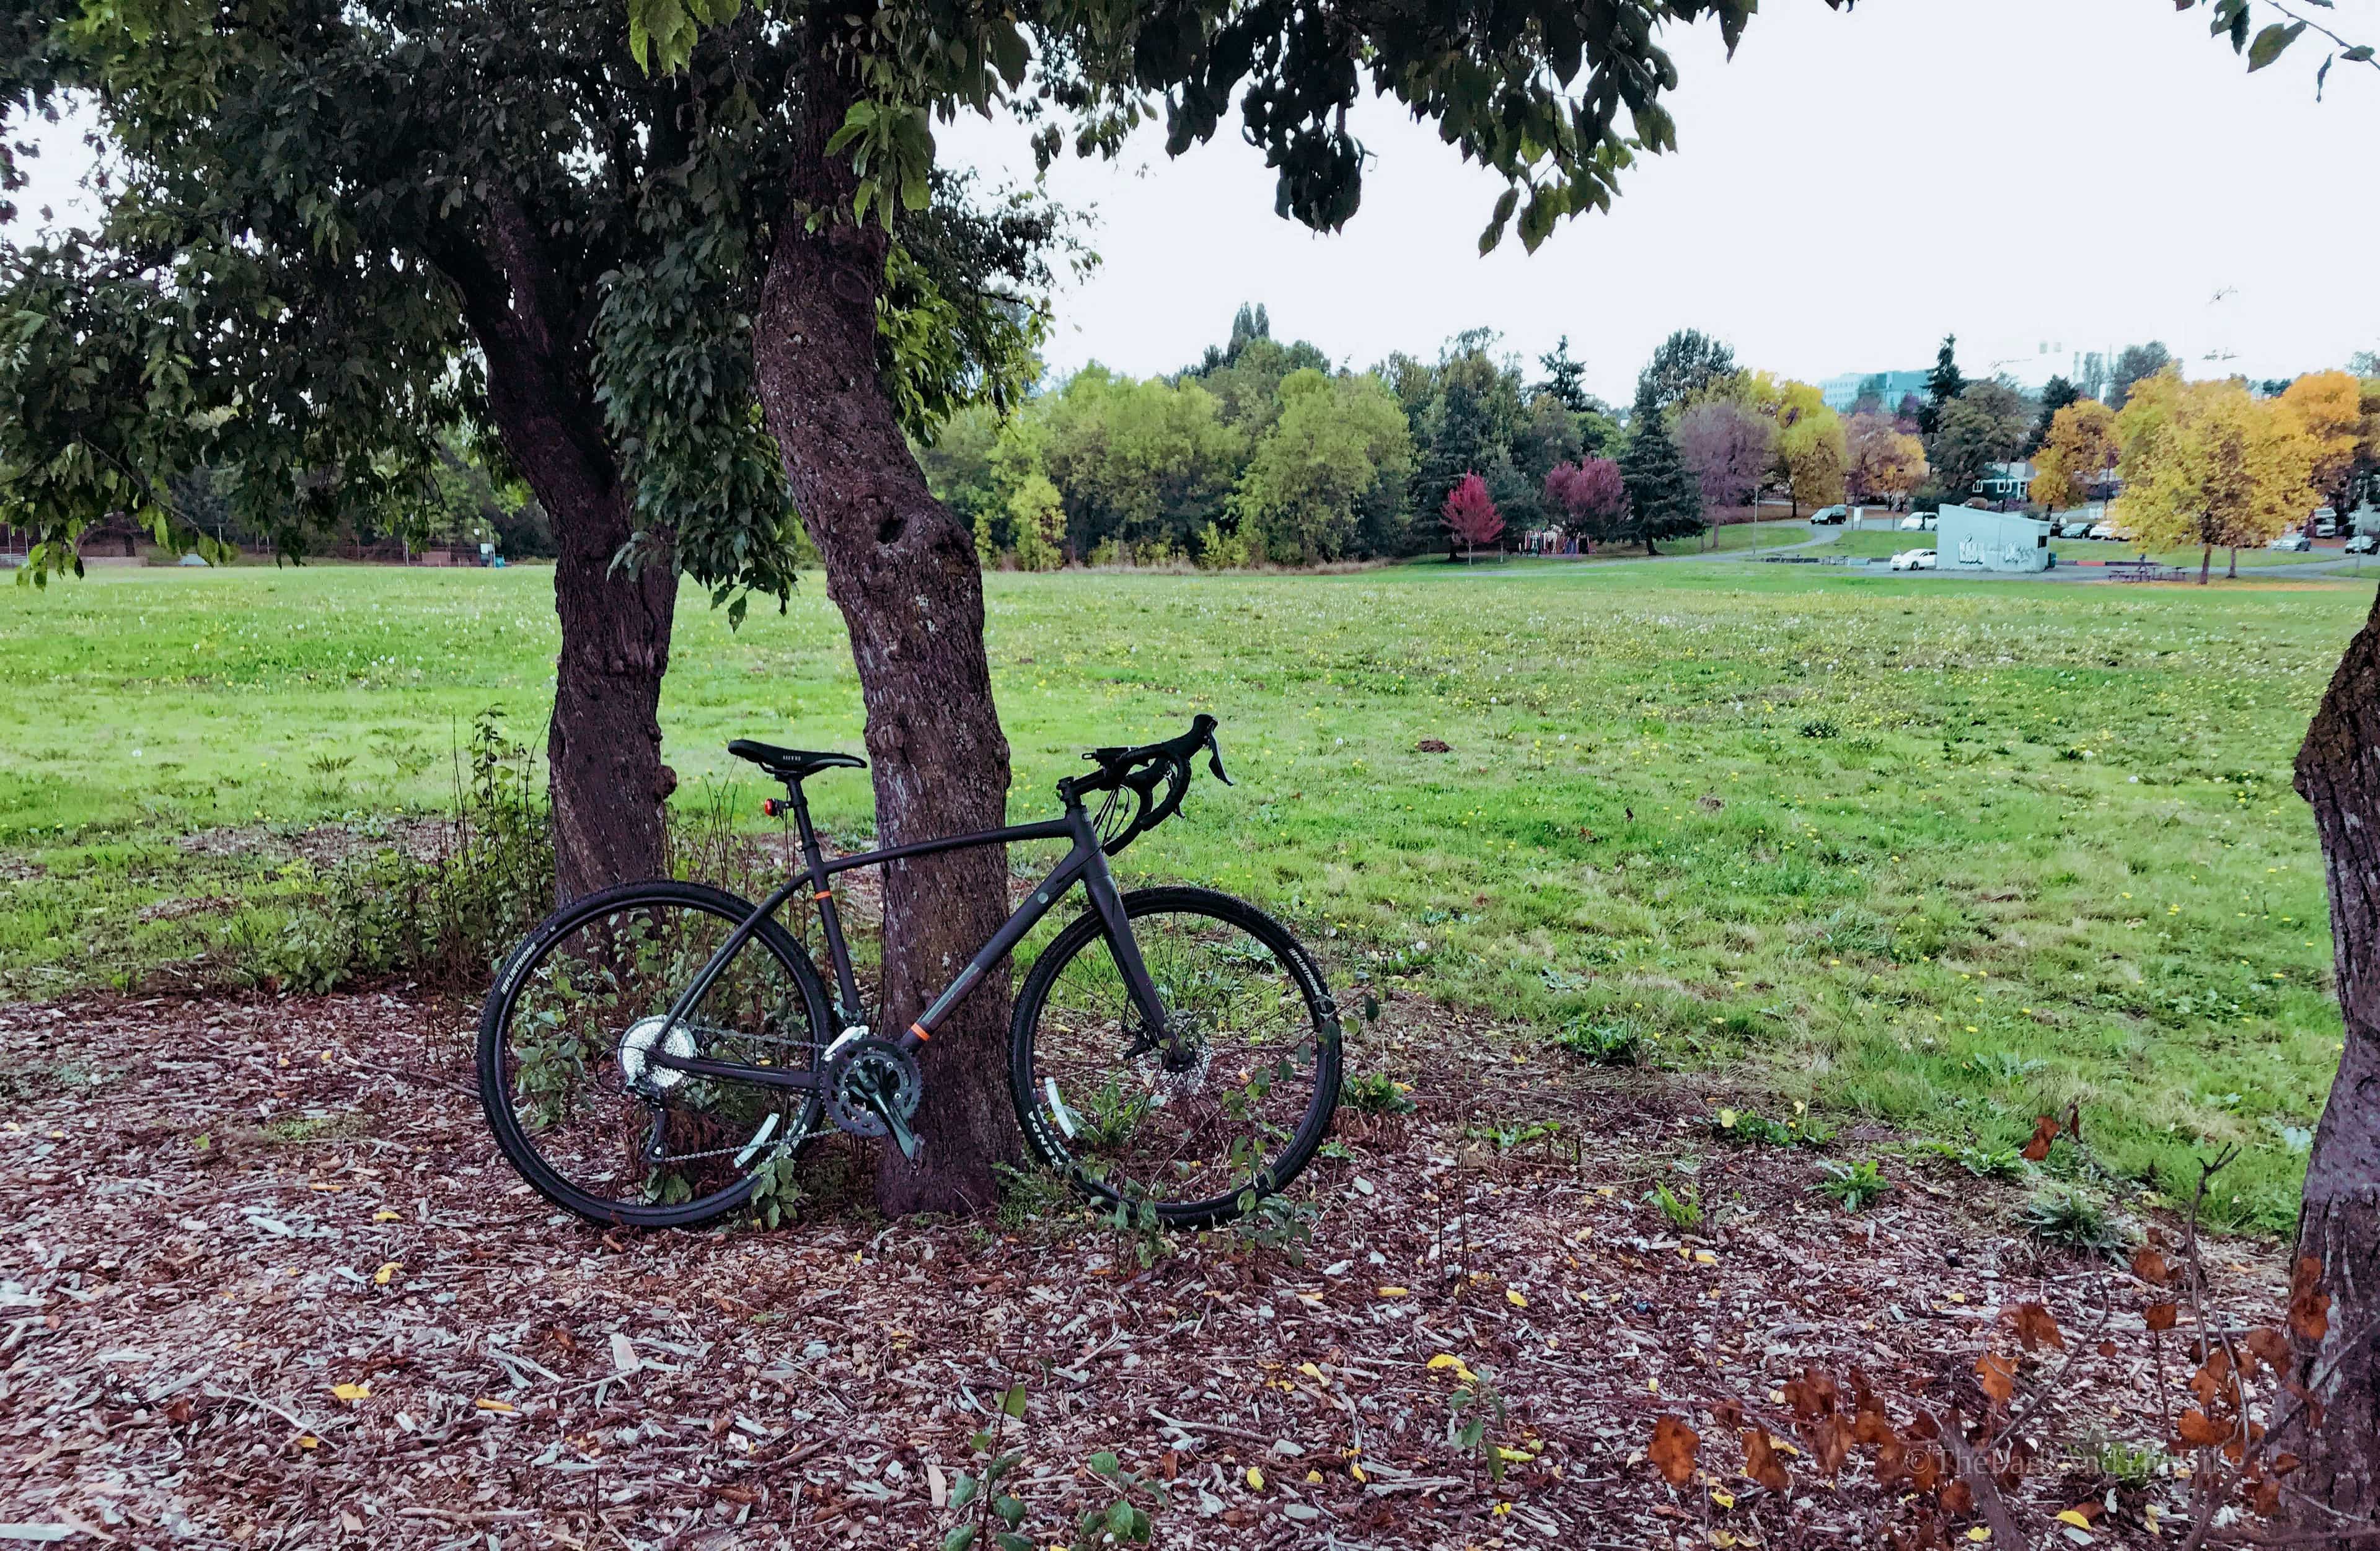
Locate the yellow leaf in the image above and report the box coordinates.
[1693,1250,1717,1265]
[1349,1462,1367,1482]
[1427,1353,1461,1369]
[1496,1446,1533,1462]
[474,1398,517,1414]
[1506,1288,1528,1308]
[1305,1469,1322,1484]
[1297,1362,1325,1382]
[1711,1489,1736,1508]
[372,1209,400,1222]
[297,1436,319,1449]
[331,1382,371,1403]
[1717,1109,1739,1128]
[1967,1531,1992,1542]
[2057,1511,2092,1530]
[373,1262,400,1286]
[1245,1467,1264,1491]
[1376,1286,1409,1298]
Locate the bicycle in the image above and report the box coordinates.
[477,714,1343,1230]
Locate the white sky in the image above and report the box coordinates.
[941,0,2380,402]
[12,0,2376,405]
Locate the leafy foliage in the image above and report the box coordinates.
[1442,472,1506,554]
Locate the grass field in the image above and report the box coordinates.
[3,557,2366,1231]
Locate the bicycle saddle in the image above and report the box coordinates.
[726,739,867,783]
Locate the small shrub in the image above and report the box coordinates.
[1465,1117,1562,1151]
[2086,1433,2172,1492]
[1799,718,1841,740]
[1553,1016,1649,1066]
[1709,1106,1831,1148]
[2022,1187,2133,1257]
[1813,1159,1890,1212]
[1922,1141,2029,1179]
[1344,1071,1416,1115]
[1644,1179,1703,1231]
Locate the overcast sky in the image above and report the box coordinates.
[940,0,2380,403]
[12,0,2375,405]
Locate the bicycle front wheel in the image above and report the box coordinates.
[1010,887,1342,1227]
[478,880,832,1229]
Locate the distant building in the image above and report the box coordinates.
[1937,504,2052,573]
[1820,370,1933,415]
[1974,462,2036,503]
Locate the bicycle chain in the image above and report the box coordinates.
[647,1025,833,1166]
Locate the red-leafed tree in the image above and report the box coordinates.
[1543,456,1629,547]
[1442,472,1505,561]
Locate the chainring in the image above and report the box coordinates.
[822,1035,923,1140]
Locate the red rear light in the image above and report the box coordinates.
[761,797,784,817]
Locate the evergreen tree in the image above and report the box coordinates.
[1918,335,1966,437]
[1616,396,1704,554]
[2029,376,2081,454]
[1537,336,1594,413]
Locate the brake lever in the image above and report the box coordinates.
[1204,730,1233,786]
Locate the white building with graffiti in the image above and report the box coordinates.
[1936,504,2053,573]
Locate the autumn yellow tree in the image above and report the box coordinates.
[2029,400,2122,512]
[1774,380,1847,515]
[2113,372,2320,583]
[2281,369,2369,517]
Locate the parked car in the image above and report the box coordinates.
[1898,514,1925,530]
[2087,521,2120,540]
[2270,533,2313,551]
[2346,534,2378,555]
[1889,548,1937,571]
[1808,505,1849,525]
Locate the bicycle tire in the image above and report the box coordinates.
[478,879,832,1229]
[1008,886,1341,1228]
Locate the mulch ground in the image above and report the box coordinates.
[0,989,2289,1550]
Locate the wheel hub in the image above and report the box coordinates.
[1134,1009,1210,1101]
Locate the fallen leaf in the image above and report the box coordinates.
[2146,1302,2178,1332]
[2014,1302,2065,1352]
[1743,1429,1791,1493]
[372,1209,400,1223]
[1506,1288,1527,1308]
[1649,1415,1699,1486]
[372,1262,400,1286]
[474,1398,517,1414]
[330,1382,371,1403]
[2057,1510,2092,1529]
[1245,1466,1264,1492]
[1375,1286,1409,1298]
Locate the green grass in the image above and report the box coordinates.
[3,560,2366,1231]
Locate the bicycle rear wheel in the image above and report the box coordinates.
[478,880,831,1229]
[1009,886,1341,1227]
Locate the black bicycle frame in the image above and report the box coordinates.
[641,788,1168,1092]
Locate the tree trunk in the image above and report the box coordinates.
[2201,542,2212,586]
[547,488,677,900]
[2287,587,2380,1533]
[751,59,1020,1215]
[2229,544,2239,580]
[438,216,678,900]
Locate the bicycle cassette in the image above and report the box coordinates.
[822,1035,922,1140]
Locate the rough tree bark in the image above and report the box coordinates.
[748,58,1021,1215]
[2286,584,2380,1533]
[434,211,679,900]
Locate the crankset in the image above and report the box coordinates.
[822,1034,925,1161]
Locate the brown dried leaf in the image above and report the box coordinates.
[2145,1301,2178,1333]
[1909,1446,1942,1493]
[1784,1368,1839,1419]
[1940,1479,1974,1515]
[1802,1415,1851,1479]
[2290,1256,2331,1343]
[1649,1414,1700,1485]
[1975,1353,2017,1409]
[1853,1405,1896,1448]
[2243,1326,2291,1372]
[1742,1428,1791,1493]
[2131,1246,2171,1287]
[2250,1477,2283,1516]
[2013,1302,2065,1353]
[2021,1114,2060,1162]
[2175,1408,2228,1448]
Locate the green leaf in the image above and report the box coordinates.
[1000,1384,1028,1418]
[1478,187,1518,256]
[1106,1500,1136,1536]
[1088,1451,1121,1477]
[950,1475,979,1510]
[993,1494,1025,1528]
[942,1527,977,1551]
[994,1536,1034,1551]
[2345,44,2375,60]
[2247,20,2305,70]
